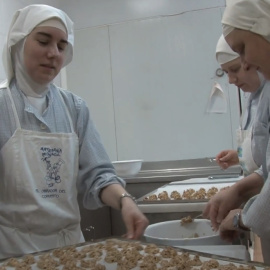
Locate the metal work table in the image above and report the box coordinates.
[110,158,241,236]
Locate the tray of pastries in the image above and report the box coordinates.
[139,180,236,204]
[0,238,269,270]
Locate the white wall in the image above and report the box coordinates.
[60,0,225,29]
[1,1,240,162]
[63,1,240,162]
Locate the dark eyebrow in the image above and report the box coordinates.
[36,31,68,44]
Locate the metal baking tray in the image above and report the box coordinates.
[0,237,268,269]
[137,180,236,204]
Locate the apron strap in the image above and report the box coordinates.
[57,89,75,133]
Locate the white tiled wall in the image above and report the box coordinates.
[0,32,5,82]
[60,0,225,30]
[0,0,22,81]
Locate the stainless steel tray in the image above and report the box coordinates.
[137,180,237,204]
[0,237,268,269]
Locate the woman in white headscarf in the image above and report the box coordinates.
[203,35,267,228]
[215,35,265,176]
[222,0,270,81]
[0,4,148,259]
[214,0,270,264]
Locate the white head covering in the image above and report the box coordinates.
[222,0,270,42]
[2,4,74,89]
[12,17,70,97]
[216,35,239,65]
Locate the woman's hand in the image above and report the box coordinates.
[121,197,149,239]
[100,184,149,240]
[216,150,239,169]
[219,209,242,242]
[203,173,263,231]
[203,185,242,231]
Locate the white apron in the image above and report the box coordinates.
[237,128,259,176]
[0,87,84,259]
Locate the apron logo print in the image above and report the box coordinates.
[41,147,65,187]
[237,147,243,157]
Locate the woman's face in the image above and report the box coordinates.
[24,26,68,84]
[221,58,260,93]
[225,29,270,80]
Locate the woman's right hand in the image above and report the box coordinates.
[202,185,242,231]
[216,150,239,170]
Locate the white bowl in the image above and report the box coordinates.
[174,245,250,261]
[144,219,227,246]
[112,160,143,177]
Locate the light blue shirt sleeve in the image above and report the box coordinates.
[72,93,126,209]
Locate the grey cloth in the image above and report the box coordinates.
[250,80,270,180]
[241,81,265,179]
[0,80,125,210]
[242,80,270,236]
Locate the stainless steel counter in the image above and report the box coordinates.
[125,158,240,183]
[110,158,241,236]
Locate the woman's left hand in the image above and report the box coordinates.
[219,209,241,242]
[121,197,149,240]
